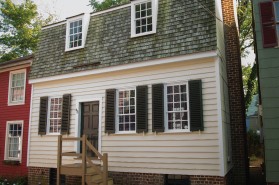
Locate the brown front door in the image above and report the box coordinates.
[81,101,99,157]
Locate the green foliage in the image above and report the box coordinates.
[0,0,54,62]
[238,0,253,57]
[89,0,130,12]
[242,63,258,111]
[0,176,27,185]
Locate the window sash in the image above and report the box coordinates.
[69,19,83,48]
[48,97,62,134]
[6,122,23,161]
[10,72,25,103]
[133,0,154,35]
[165,83,190,132]
[117,89,136,133]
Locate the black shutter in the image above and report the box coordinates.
[189,80,204,131]
[105,89,116,133]
[152,84,164,132]
[38,96,48,135]
[136,85,148,133]
[61,94,71,135]
[259,1,278,48]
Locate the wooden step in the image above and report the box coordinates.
[60,163,98,176]
[88,178,113,185]
[62,151,82,157]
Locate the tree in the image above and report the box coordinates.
[0,0,54,62]
[238,0,258,110]
[89,0,129,12]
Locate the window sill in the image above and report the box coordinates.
[131,31,156,38]
[8,101,25,106]
[65,45,85,52]
[3,160,20,166]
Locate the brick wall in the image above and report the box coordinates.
[109,172,165,185]
[28,167,50,185]
[221,0,249,185]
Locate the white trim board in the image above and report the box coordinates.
[29,51,218,84]
[75,96,103,154]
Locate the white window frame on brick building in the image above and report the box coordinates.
[115,89,137,133]
[5,121,24,162]
[8,69,26,106]
[164,82,190,132]
[47,97,63,135]
[65,14,90,51]
[131,0,158,38]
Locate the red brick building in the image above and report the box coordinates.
[0,56,32,177]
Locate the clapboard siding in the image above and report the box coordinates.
[29,58,222,176]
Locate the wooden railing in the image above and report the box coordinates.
[57,135,108,185]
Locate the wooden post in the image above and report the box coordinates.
[57,135,62,185]
[82,135,86,185]
[103,153,108,185]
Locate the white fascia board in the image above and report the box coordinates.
[29,50,218,84]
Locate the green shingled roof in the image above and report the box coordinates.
[30,0,217,79]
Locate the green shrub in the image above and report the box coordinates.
[0,176,27,185]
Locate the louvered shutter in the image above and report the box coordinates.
[105,89,116,133]
[152,84,164,132]
[189,80,204,131]
[259,1,278,48]
[136,85,148,133]
[61,94,71,135]
[38,96,48,135]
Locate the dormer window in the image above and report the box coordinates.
[69,19,83,48]
[131,0,158,38]
[65,14,90,51]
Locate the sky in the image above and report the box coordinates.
[12,0,93,21]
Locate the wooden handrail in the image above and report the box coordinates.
[86,140,103,160]
[57,134,108,185]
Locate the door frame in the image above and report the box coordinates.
[75,96,102,154]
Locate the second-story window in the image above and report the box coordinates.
[65,14,90,51]
[69,19,83,49]
[8,69,26,105]
[131,0,158,37]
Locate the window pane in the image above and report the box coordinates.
[130,123,135,131]
[167,86,173,94]
[147,2,151,9]
[168,103,173,111]
[136,20,141,27]
[141,10,146,17]
[142,18,146,25]
[147,9,152,16]
[136,4,140,11]
[167,95,173,102]
[168,121,173,129]
[136,12,140,19]
[141,3,146,10]
[142,26,147,33]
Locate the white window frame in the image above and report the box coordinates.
[131,0,158,38]
[115,88,137,134]
[164,82,190,133]
[8,69,26,106]
[4,121,24,162]
[65,14,90,52]
[47,96,63,135]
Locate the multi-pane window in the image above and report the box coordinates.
[48,97,62,134]
[117,90,136,132]
[166,84,189,131]
[135,1,153,34]
[275,1,279,40]
[6,122,23,161]
[69,19,83,49]
[9,70,25,104]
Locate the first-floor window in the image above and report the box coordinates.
[48,97,62,134]
[166,83,189,132]
[117,89,136,132]
[5,121,23,161]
